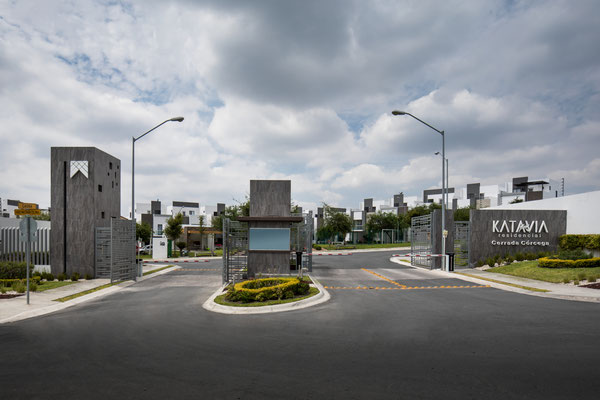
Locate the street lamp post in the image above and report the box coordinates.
[392,110,447,270]
[132,117,184,277]
[435,151,449,209]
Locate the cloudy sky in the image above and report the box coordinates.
[1,0,599,214]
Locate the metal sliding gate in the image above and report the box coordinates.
[410,214,433,269]
[95,219,135,282]
[454,221,470,267]
[290,211,313,273]
[222,218,249,284]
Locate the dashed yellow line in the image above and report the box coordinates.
[323,285,490,290]
[361,268,407,288]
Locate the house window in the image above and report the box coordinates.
[98,185,102,192]
[157,224,163,235]
[109,162,113,169]
[101,211,105,219]
[112,181,114,188]
[189,211,195,216]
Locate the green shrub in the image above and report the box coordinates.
[577,272,586,281]
[32,270,42,279]
[558,249,593,260]
[0,261,33,279]
[57,273,67,281]
[574,280,579,285]
[588,276,597,283]
[71,272,80,282]
[539,257,600,268]
[515,252,525,262]
[313,245,322,251]
[12,281,26,293]
[562,277,571,284]
[30,282,38,292]
[42,272,55,281]
[559,234,600,251]
[84,273,93,280]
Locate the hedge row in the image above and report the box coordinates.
[559,234,600,251]
[539,257,600,269]
[0,276,42,287]
[226,277,309,303]
[0,261,34,279]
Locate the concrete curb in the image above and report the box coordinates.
[0,266,181,324]
[390,257,600,303]
[202,274,330,314]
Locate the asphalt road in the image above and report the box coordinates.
[2,252,600,399]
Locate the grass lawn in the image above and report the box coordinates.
[37,281,76,292]
[317,243,411,250]
[489,260,600,283]
[214,287,319,307]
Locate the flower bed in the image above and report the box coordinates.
[225,277,310,303]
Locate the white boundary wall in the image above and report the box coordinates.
[488,190,600,234]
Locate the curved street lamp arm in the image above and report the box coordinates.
[392,111,444,136]
[134,117,184,142]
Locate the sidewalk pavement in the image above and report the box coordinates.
[0,264,179,324]
[391,257,600,303]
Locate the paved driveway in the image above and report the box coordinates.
[1,253,599,399]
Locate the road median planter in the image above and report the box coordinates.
[225,277,310,303]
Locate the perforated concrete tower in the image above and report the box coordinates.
[50,147,121,277]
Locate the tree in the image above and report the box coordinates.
[164,213,183,252]
[176,241,187,256]
[366,211,405,234]
[453,206,472,222]
[212,202,249,231]
[136,222,152,244]
[320,204,353,243]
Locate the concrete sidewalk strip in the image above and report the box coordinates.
[202,274,330,314]
[0,266,180,324]
[390,257,600,303]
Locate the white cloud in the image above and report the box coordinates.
[1,0,599,214]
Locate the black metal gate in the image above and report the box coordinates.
[410,214,433,269]
[454,221,470,267]
[95,219,136,282]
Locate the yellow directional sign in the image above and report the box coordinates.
[15,209,42,216]
[18,202,38,210]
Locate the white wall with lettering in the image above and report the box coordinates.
[489,190,600,234]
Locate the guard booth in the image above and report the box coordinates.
[222,180,313,284]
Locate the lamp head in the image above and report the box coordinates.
[391,110,407,116]
[434,151,440,155]
[170,117,184,122]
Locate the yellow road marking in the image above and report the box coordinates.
[361,268,407,288]
[323,285,490,291]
